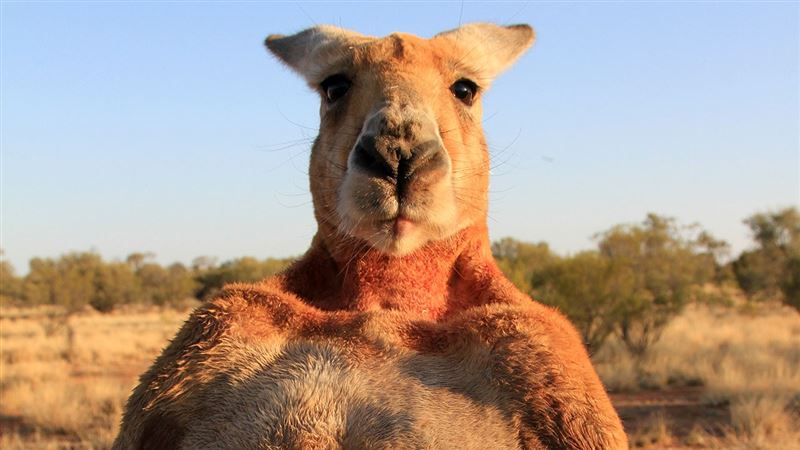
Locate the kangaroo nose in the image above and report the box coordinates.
[352,135,446,182]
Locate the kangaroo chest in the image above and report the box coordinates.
[173,307,534,450]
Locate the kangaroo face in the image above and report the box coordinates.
[267,24,534,255]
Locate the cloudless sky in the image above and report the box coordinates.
[2,1,798,272]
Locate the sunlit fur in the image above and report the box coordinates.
[113,24,628,450]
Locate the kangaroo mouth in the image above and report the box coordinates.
[392,216,416,236]
[336,175,460,256]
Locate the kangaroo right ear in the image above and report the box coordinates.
[265,26,370,84]
[434,23,535,84]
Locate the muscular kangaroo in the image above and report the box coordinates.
[114,23,627,450]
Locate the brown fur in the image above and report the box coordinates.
[114,23,627,449]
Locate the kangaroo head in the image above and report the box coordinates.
[266,24,534,256]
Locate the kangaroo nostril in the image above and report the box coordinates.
[353,135,396,179]
[410,140,439,161]
[406,140,446,176]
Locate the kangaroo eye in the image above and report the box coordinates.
[320,74,351,103]
[451,79,478,106]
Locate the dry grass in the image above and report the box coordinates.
[0,305,191,449]
[2,302,799,448]
[629,411,674,448]
[595,302,800,448]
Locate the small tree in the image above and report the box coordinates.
[597,214,716,357]
[695,230,732,285]
[21,252,141,312]
[23,253,103,310]
[532,251,621,351]
[0,251,23,304]
[136,261,197,306]
[92,261,139,312]
[783,255,800,310]
[194,257,293,301]
[492,238,556,295]
[733,207,800,308]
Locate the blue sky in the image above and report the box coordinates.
[2,1,798,272]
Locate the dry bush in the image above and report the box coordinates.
[730,394,797,439]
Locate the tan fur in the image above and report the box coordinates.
[114,23,627,449]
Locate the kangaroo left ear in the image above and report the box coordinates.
[265,25,370,84]
[434,23,535,83]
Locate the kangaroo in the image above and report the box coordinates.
[113,23,628,450]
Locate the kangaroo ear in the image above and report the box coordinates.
[265,26,369,83]
[434,23,535,83]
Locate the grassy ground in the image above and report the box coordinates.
[1,302,798,449]
[0,306,188,449]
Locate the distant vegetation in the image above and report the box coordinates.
[1,207,798,354]
[0,253,293,312]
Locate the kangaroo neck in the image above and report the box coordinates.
[282,222,502,319]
